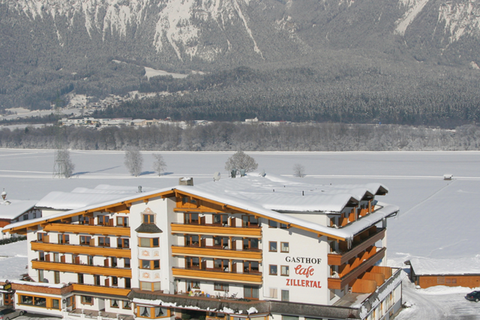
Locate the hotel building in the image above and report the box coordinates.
[2,174,403,320]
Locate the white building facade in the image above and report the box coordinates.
[3,174,403,320]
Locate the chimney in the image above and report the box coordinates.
[179,177,194,186]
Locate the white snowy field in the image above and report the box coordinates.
[1,149,480,318]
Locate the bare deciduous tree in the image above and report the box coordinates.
[152,154,167,176]
[293,163,305,178]
[124,147,143,177]
[54,148,75,178]
[225,150,258,173]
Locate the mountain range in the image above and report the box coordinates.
[1,0,480,125]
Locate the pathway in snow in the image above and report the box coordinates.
[397,280,480,320]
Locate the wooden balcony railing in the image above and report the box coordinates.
[43,223,130,237]
[328,229,386,266]
[172,246,262,260]
[32,260,131,278]
[31,241,131,258]
[327,247,386,290]
[172,268,262,284]
[171,224,262,237]
[72,283,131,297]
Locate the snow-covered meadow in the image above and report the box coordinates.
[1,149,480,319]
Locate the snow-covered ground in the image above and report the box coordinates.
[1,149,480,318]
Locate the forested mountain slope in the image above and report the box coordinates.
[0,0,479,126]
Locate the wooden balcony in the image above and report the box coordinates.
[72,283,131,297]
[32,260,131,278]
[172,246,262,261]
[43,223,130,237]
[328,229,386,266]
[171,224,262,237]
[31,241,131,258]
[172,268,262,284]
[328,247,386,290]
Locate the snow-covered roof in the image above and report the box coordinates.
[0,200,37,219]
[3,174,398,241]
[409,256,480,276]
[190,173,386,213]
[35,184,153,210]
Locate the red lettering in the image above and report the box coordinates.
[294,265,315,278]
[285,279,321,289]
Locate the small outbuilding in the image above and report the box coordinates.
[407,256,480,289]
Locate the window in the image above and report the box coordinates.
[155,307,167,317]
[190,281,200,290]
[214,236,229,248]
[54,271,60,284]
[23,214,28,220]
[118,238,129,248]
[269,288,278,298]
[281,242,289,253]
[214,259,229,271]
[94,275,101,286]
[32,212,36,219]
[244,286,259,299]
[269,241,277,252]
[143,214,155,224]
[140,260,160,270]
[269,220,278,228]
[269,265,278,275]
[282,316,298,320]
[139,237,159,247]
[117,216,129,227]
[185,235,199,247]
[281,290,289,302]
[98,215,110,226]
[20,295,33,305]
[38,270,44,282]
[111,257,117,267]
[140,281,161,292]
[88,255,94,265]
[134,278,146,289]
[213,214,228,225]
[242,215,259,227]
[184,213,199,224]
[281,265,289,276]
[124,258,131,268]
[122,300,131,309]
[98,236,110,247]
[39,251,45,261]
[214,283,229,291]
[81,296,93,305]
[125,278,131,289]
[37,232,47,242]
[112,276,118,286]
[139,306,150,318]
[243,238,258,250]
[280,223,288,229]
[34,297,46,307]
[244,261,259,273]
[78,273,84,284]
[58,234,69,244]
[80,236,91,245]
[111,299,119,308]
[186,257,200,268]
[52,299,60,310]
[53,253,60,262]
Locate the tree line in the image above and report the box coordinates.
[1,122,479,151]
[92,65,480,128]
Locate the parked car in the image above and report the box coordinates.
[465,290,480,302]
[0,308,25,320]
